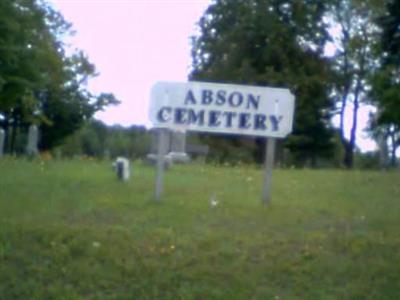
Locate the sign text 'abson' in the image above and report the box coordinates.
[150,81,295,138]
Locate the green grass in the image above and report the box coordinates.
[0,158,399,299]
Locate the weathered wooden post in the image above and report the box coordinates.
[262,138,276,205]
[155,128,169,201]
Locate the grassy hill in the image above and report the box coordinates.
[0,158,399,299]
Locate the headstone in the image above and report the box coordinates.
[170,131,186,152]
[186,143,209,163]
[26,125,39,158]
[169,131,190,164]
[169,130,190,163]
[0,129,5,158]
[112,157,130,181]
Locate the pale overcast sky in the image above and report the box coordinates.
[49,0,376,151]
[50,0,211,126]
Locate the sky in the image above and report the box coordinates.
[50,0,212,126]
[49,0,376,152]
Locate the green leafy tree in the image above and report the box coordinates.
[370,0,400,166]
[0,0,118,153]
[190,0,335,166]
[328,0,385,168]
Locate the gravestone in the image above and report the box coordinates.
[169,130,190,163]
[186,143,209,163]
[113,157,130,181]
[170,130,186,152]
[0,129,5,158]
[147,129,190,165]
[26,125,39,157]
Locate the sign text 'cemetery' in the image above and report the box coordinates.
[150,81,295,138]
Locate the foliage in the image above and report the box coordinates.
[0,159,399,299]
[370,0,400,166]
[0,0,119,153]
[380,0,400,65]
[328,0,385,168]
[57,120,150,159]
[353,150,381,169]
[190,0,336,167]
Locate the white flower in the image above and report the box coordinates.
[92,241,101,248]
[210,194,218,207]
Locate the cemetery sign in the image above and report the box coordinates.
[150,81,295,138]
[149,81,295,204]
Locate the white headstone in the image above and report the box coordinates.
[113,157,130,181]
[26,125,39,157]
[0,129,5,157]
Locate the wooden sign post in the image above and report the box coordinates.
[262,138,276,205]
[155,128,168,202]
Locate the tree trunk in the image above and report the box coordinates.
[339,48,351,168]
[310,152,317,168]
[345,100,358,168]
[389,132,397,167]
[9,109,20,154]
[10,121,17,154]
[344,75,362,169]
[339,92,348,144]
[4,113,12,154]
[343,141,353,169]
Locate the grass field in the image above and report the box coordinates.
[0,158,399,299]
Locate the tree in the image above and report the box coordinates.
[328,0,384,168]
[190,0,335,166]
[370,0,400,166]
[0,0,118,153]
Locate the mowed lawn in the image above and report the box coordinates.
[0,158,399,300]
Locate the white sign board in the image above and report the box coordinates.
[150,81,295,138]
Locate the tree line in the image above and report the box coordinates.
[0,0,118,155]
[189,0,400,168]
[52,120,379,170]
[1,0,399,168]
